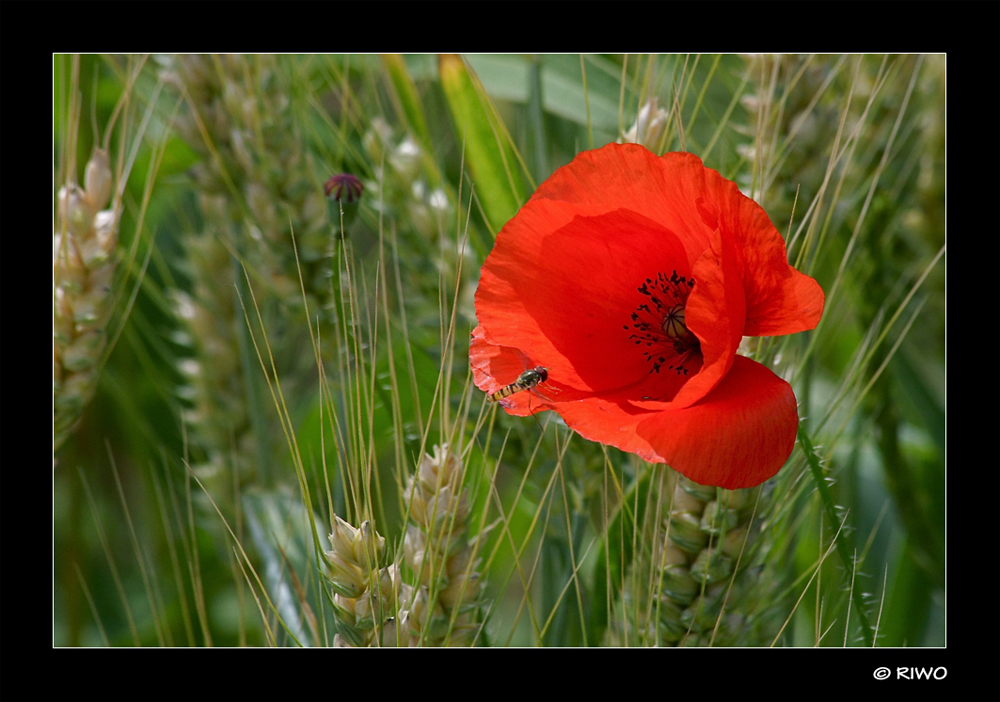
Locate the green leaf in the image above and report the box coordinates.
[540,54,623,131]
[438,54,527,235]
[381,54,432,154]
[879,536,938,646]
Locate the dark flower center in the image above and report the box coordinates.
[623,270,700,376]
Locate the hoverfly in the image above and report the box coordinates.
[486,366,549,403]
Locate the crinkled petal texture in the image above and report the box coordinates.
[471,143,824,489]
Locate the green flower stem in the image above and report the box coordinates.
[797,423,874,646]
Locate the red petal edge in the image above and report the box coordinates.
[636,355,799,489]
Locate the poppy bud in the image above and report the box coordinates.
[324,172,364,203]
[325,172,363,236]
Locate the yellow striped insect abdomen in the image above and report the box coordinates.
[486,366,548,403]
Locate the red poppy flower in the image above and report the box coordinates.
[470,143,824,489]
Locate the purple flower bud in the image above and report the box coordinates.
[324,173,364,203]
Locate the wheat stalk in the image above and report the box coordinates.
[397,444,485,646]
[54,147,118,450]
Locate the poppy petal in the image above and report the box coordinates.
[635,355,799,489]
[547,393,667,465]
[476,207,694,399]
[529,146,716,265]
[669,150,824,337]
[744,266,825,336]
[470,325,562,416]
[553,355,798,489]
[671,224,746,408]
